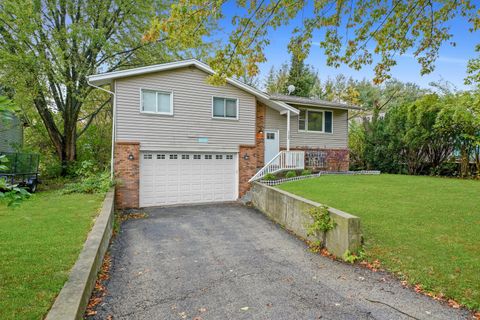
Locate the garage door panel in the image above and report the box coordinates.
[140,152,237,207]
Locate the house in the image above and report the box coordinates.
[87,59,359,208]
[350,110,386,123]
[0,113,23,153]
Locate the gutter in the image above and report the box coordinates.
[86,78,116,181]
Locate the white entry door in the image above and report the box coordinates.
[140,152,237,207]
[264,130,280,164]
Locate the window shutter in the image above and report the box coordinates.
[325,111,333,133]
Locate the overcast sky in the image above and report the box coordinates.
[219,2,479,91]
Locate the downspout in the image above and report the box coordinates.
[86,79,116,181]
[286,110,291,151]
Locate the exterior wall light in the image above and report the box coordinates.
[256,129,264,139]
[243,153,250,160]
[128,153,134,160]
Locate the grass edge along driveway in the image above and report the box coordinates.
[278,174,480,310]
[0,190,104,320]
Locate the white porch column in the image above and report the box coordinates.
[286,110,291,151]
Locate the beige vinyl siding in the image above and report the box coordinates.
[264,105,348,149]
[115,67,256,151]
[0,115,23,152]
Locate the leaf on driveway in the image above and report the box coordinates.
[198,307,207,313]
[240,306,249,311]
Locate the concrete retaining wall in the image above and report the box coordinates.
[46,188,115,320]
[251,182,362,257]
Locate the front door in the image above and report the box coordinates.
[264,130,280,164]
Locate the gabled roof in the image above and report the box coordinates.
[270,94,361,110]
[87,59,299,115]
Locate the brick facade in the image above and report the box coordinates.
[237,102,267,197]
[323,148,350,171]
[255,102,266,168]
[238,145,257,197]
[114,141,140,209]
[288,147,350,171]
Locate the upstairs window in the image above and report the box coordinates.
[141,89,173,115]
[212,97,238,119]
[299,109,333,133]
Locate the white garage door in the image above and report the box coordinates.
[140,152,238,207]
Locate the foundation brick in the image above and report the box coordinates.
[114,142,140,209]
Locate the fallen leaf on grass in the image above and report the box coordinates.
[447,299,461,309]
[414,284,423,293]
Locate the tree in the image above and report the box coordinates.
[286,54,317,97]
[436,92,480,177]
[348,120,366,170]
[0,0,212,174]
[148,1,479,85]
[265,64,289,94]
[312,75,361,107]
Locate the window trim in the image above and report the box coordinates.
[298,108,334,134]
[211,96,239,120]
[139,88,174,116]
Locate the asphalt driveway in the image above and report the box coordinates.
[92,203,470,320]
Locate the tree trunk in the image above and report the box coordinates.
[460,146,469,178]
[60,98,79,176]
[60,132,77,176]
[33,86,79,176]
[475,146,479,178]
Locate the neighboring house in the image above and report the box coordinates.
[0,113,23,152]
[350,110,386,123]
[88,60,359,208]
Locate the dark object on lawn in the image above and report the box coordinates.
[0,152,40,192]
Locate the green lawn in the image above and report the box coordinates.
[279,174,480,309]
[0,191,104,320]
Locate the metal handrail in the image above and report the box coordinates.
[249,150,305,182]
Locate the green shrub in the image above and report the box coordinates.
[60,161,112,195]
[61,171,112,194]
[285,170,297,178]
[263,173,276,181]
[301,169,312,176]
[0,186,30,206]
[305,205,335,237]
[342,249,366,264]
[0,155,31,206]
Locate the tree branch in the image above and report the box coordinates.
[76,98,111,138]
